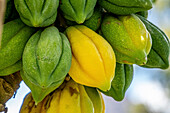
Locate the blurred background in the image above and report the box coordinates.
[2,0,170,113]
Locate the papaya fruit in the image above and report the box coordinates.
[98,0,152,15]
[22,26,72,104]
[84,6,103,31]
[20,80,103,113]
[46,80,94,113]
[0,19,36,74]
[0,60,22,76]
[101,14,152,65]
[137,15,170,69]
[14,0,59,27]
[60,0,97,24]
[4,0,13,21]
[4,0,19,23]
[103,63,133,101]
[65,25,116,91]
[85,87,105,113]
[136,11,148,19]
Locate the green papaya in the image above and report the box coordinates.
[98,0,152,15]
[22,26,72,104]
[137,15,170,69]
[101,14,152,65]
[136,11,148,19]
[85,87,104,113]
[14,0,59,27]
[84,6,103,31]
[0,60,22,76]
[60,0,97,24]
[103,63,133,101]
[4,0,13,21]
[0,19,36,73]
[4,0,19,23]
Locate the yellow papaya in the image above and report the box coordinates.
[65,25,116,91]
[20,80,105,113]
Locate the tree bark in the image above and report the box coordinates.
[0,0,6,48]
[0,72,22,112]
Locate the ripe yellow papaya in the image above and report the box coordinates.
[101,14,152,65]
[47,80,94,113]
[22,26,72,104]
[20,80,104,113]
[65,25,116,91]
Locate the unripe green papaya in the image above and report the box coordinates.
[85,87,105,113]
[22,26,72,104]
[60,0,97,24]
[103,63,133,101]
[0,60,21,76]
[14,0,59,27]
[84,6,103,31]
[101,14,152,65]
[4,0,13,21]
[0,19,36,74]
[137,15,170,69]
[4,0,19,23]
[98,0,152,15]
[136,11,148,19]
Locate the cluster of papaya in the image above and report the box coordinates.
[0,0,169,112]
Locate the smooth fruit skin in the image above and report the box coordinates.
[20,80,104,113]
[0,19,36,74]
[137,15,170,69]
[0,60,22,76]
[14,0,59,27]
[22,26,72,104]
[101,14,152,65]
[136,11,148,19]
[85,87,105,113]
[65,25,116,91]
[98,0,152,15]
[46,80,94,113]
[60,0,97,24]
[103,63,133,101]
[84,6,103,31]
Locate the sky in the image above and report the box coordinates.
[1,2,170,113]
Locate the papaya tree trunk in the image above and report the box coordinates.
[0,0,6,48]
[0,72,22,112]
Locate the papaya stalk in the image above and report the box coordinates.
[0,0,6,48]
